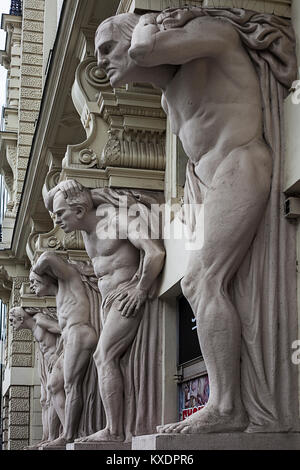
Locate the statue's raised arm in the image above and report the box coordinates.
[129,9,239,67]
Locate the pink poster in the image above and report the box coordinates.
[178,375,209,421]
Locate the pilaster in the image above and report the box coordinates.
[16,0,45,209]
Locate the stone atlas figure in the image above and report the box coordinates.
[30,252,100,446]
[44,181,165,442]
[95,7,299,433]
[9,306,63,448]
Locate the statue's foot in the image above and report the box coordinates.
[157,405,248,434]
[40,436,67,448]
[75,428,124,443]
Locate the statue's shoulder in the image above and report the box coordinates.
[185,14,239,38]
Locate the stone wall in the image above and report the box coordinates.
[7,386,30,450]
[16,0,45,209]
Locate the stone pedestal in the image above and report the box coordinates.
[39,445,66,450]
[132,433,300,450]
[66,441,131,451]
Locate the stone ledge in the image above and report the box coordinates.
[66,441,132,451]
[38,445,66,451]
[132,433,300,450]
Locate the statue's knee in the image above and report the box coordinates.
[93,348,103,368]
[93,344,113,369]
[181,275,194,299]
[48,376,61,395]
[182,265,224,300]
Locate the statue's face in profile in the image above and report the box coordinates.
[95,22,132,87]
[29,272,52,297]
[53,192,79,233]
[9,309,23,330]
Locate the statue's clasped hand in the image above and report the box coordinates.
[156,8,196,30]
[58,179,83,199]
[117,287,148,318]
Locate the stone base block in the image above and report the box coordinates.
[132,433,300,450]
[66,441,131,451]
[38,445,66,450]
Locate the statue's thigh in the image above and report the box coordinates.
[49,357,64,393]
[196,144,271,277]
[98,301,143,361]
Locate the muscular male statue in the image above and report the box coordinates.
[44,182,165,442]
[9,306,63,448]
[31,253,98,446]
[94,7,296,434]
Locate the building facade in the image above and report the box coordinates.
[0,0,299,450]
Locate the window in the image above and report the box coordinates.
[178,295,202,365]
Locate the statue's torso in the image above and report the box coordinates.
[55,272,91,330]
[34,323,57,361]
[161,39,264,186]
[82,227,140,300]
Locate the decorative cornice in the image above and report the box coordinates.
[121,0,292,17]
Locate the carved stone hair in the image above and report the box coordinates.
[9,307,25,320]
[53,187,93,213]
[95,13,140,43]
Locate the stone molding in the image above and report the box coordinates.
[124,0,291,17]
[62,55,166,190]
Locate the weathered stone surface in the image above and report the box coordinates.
[19,121,35,133]
[20,98,41,112]
[11,57,21,67]
[3,405,9,419]
[9,425,29,440]
[132,433,300,450]
[23,8,45,21]
[11,354,33,367]
[21,64,43,77]
[18,158,30,171]
[9,439,29,450]
[20,87,42,99]
[22,30,43,44]
[12,341,32,354]
[17,169,27,180]
[13,329,32,341]
[10,386,30,399]
[24,0,45,11]
[21,53,43,67]
[16,181,25,193]
[23,20,44,33]
[10,68,20,78]
[66,442,132,451]
[21,76,43,89]
[18,145,31,157]
[18,133,34,145]
[10,412,30,426]
[23,41,44,55]
[9,398,30,413]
